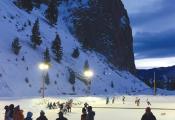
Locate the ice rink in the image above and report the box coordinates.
[0,95,175,120]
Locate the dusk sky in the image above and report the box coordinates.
[122,0,175,69]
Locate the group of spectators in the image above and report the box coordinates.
[4,102,157,120]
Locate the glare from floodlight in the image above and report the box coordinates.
[38,63,49,70]
[84,70,94,78]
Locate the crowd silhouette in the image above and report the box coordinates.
[3,97,156,120]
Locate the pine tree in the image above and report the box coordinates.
[72,47,80,58]
[111,81,114,88]
[51,34,63,62]
[16,0,33,11]
[23,0,33,11]
[83,60,89,71]
[11,37,22,55]
[33,0,42,8]
[45,0,58,24]
[44,72,50,85]
[68,69,75,85]
[44,47,51,64]
[31,18,42,49]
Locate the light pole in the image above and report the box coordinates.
[38,63,49,98]
[84,69,94,94]
[153,72,156,96]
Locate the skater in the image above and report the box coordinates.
[137,98,140,106]
[141,107,156,120]
[59,103,64,112]
[53,102,57,109]
[106,97,109,104]
[57,101,60,108]
[122,96,125,104]
[135,97,138,104]
[13,105,24,120]
[81,107,88,120]
[24,112,33,120]
[146,99,151,106]
[87,106,95,120]
[67,102,72,113]
[36,110,48,120]
[56,112,68,120]
[62,103,68,114]
[112,96,115,104]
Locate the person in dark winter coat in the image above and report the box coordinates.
[141,107,156,120]
[4,105,9,120]
[13,105,24,120]
[87,106,95,120]
[24,112,33,120]
[56,112,68,120]
[6,104,14,120]
[81,107,88,120]
[36,110,48,120]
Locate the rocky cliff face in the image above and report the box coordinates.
[70,0,136,73]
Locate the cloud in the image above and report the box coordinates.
[135,57,175,69]
[134,30,175,59]
[122,0,162,14]
[122,0,175,68]
[123,0,175,33]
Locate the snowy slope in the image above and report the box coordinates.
[0,0,151,97]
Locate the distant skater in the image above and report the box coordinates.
[112,97,115,104]
[146,99,151,106]
[122,96,125,104]
[106,97,109,104]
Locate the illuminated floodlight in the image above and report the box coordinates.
[38,63,49,71]
[84,70,94,78]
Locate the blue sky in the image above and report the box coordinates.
[122,0,175,69]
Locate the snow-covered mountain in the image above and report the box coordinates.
[0,0,150,97]
[137,66,175,90]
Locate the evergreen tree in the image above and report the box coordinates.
[111,81,114,88]
[72,47,80,58]
[51,34,63,62]
[68,69,75,84]
[11,37,22,55]
[16,0,33,11]
[44,72,50,85]
[33,0,42,8]
[31,18,42,49]
[72,85,75,92]
[83,60,89,71]
[45,0,58,24]
[44,47,51,63]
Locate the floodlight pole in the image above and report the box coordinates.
[84,69,93,95]
[153,72,156,96]
[39,63,49,98]
[42,71,45,98]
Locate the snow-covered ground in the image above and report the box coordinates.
[1,95,175,120]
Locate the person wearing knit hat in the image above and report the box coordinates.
[24,112,33,120]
